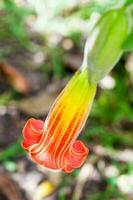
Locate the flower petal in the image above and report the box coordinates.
[22,118,43,150]
[21,69,96,173]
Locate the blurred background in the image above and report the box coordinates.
[0,0,133,200]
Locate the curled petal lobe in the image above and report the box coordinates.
[63,140,89,173]
[22,118,43,150]
[22,69,96,173]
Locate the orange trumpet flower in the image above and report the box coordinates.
[22,68,96,173]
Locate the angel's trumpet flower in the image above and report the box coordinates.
[22,7,130,173]
[22,69,96,173]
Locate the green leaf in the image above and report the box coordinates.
[122,32,133,51]
[125,0,133,6]
[0,140,25,161]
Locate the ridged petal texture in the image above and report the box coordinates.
[22,69,96,173]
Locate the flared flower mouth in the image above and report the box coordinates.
[22,68,96,173]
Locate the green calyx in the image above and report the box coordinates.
[82,7,130,84]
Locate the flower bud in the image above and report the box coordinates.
[82,8,130,83]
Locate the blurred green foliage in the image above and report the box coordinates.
[0,141,24,161]
[0,92,12,105]
[92,76,133,124]
[88,185,127,200]
[0,0,33,51]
